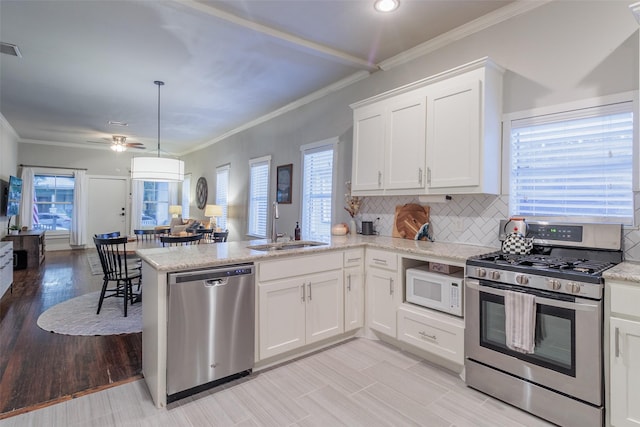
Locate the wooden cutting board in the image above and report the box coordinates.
[392,203,430,240]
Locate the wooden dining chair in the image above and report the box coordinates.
[160,233,203,247]
[93,236,142,317]
[213,230,229,242]
[94,231,121,239]
[134,229,158,242]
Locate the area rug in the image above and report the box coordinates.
[37,291,141,336]
[86,251,103,276]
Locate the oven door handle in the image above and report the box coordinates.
[466,280,600,311]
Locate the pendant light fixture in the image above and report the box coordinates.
[131,80,184,182]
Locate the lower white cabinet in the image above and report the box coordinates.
[344,249,364,332]
[366,249,399,337]
[258,253,344,360]
[0,242,13,299]
[609,280,640,427]
[397,305,464,365]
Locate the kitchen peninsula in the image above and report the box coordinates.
[136,235,495,408]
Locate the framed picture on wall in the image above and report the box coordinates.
[276,164,292,204]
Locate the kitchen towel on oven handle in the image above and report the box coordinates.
[504,290,537,354]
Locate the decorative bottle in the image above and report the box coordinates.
[294,222,301,240]
[349,218,357,236]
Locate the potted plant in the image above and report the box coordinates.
[9,225,20,235]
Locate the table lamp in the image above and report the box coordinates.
[169,205,182,218]
[204,204,223,231]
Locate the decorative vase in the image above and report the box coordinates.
[349,218,357,236]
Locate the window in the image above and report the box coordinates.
[301,139,336,241]
[248,156,270,237]
[181,175,191,219]
[216,165,230,231]
[508,99,634,225]
[141,181,170,226]
[33,174,74,232]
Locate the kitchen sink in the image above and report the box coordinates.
[247,241,328,251]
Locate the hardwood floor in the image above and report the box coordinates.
[0,249,142,419]
[0,338,554,427]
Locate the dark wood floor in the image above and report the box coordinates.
[0,249,142,419]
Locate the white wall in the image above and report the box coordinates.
[0,114,19,238]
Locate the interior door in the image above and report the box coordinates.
[88,176,128,238]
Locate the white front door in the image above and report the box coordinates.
[88,176,128,239]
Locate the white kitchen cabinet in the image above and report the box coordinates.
[257,252,344,360]
[425,62,502,194]
[352,104,385,192]
[344,249,364,332]
[0,242,13,299]
[608,280,640,427]
[366,249,400,336]
[351,91,426,194]
[397,304,464,365]
[350,57,503,196]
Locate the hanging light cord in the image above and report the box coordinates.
[154,80,164,158]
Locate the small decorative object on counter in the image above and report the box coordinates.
[349,218,357,236]
[294,222,301,240]
[331,223,348,236]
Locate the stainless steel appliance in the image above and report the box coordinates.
[406,266,463,316]
[166,264,255,402]
[465,221,623,427]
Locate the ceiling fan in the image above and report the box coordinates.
[86,135,146,152]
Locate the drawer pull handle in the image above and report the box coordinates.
[347,258,361,263]
[419,331,437,340]
[373,258,387,265]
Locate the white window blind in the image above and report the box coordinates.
[248,156,270,237]
[510,101,633,224]
[181,175,190,219]
[301,141,335,241]
[216,165,229,231]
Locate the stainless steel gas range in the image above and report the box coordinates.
[464,221,623,427]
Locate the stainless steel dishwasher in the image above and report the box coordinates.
[166,264,255,401]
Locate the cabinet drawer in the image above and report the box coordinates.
[397,305,464,365]
[366,249,397,271]
[258,251,342,282]
[610,281,640,319]
[344,249,364,267]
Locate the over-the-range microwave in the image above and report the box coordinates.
[405,266,463,316]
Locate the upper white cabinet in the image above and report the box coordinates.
[351,57,504,196]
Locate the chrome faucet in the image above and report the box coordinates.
[272,201,280,242]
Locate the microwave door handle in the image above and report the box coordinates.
[466,280,600,312]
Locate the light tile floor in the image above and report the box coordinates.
[0,338,554,427]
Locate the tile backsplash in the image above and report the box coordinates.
[358,193,640,262]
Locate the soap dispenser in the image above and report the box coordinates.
[294,222,301,240]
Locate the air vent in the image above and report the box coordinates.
[0,42,22,57]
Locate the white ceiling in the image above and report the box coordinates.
[0,0,515,156]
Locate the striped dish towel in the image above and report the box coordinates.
[504,290,537,354]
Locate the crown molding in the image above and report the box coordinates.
[378,0,553,71]
[180,70,370,156]
[0,113,19,139]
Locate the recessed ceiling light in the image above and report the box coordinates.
[108,120,128,126]
[374,0,399,13]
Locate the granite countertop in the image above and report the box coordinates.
[603,261,640,284]
[136,235,497,272]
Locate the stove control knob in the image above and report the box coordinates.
[547,279,562,291]
[475,268,486,278]
[515,275,529,285]
[567,282,581,294]
[490,271,501,280]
